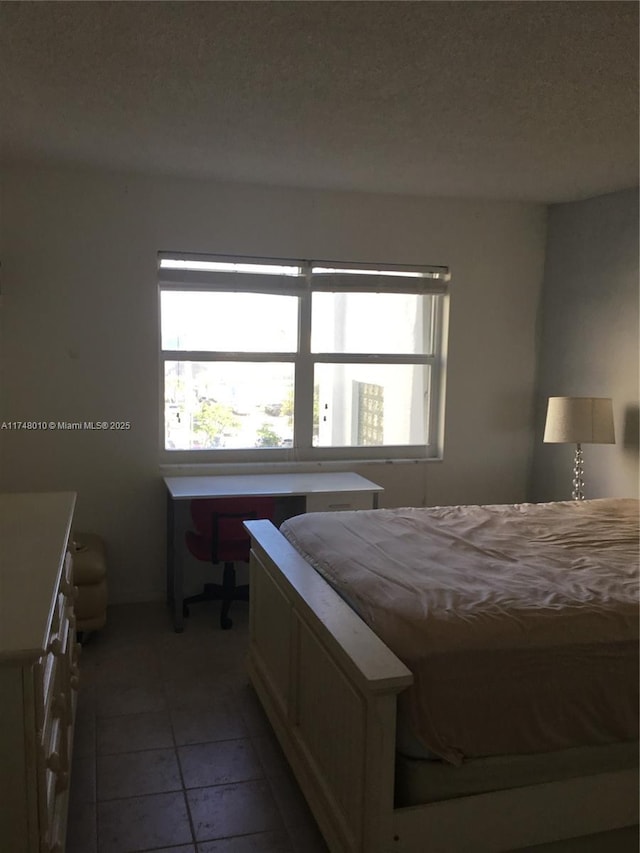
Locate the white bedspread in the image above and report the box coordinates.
[280,498,639,765]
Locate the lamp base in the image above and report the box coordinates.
[572,443,584,501]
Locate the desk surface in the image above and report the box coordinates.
[164,472,383,500]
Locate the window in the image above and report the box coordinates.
[159,254,449,461]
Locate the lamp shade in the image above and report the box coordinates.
[543,397,615,444]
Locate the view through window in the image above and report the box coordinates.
[159,255,449,460]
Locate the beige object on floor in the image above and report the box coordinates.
[72,532,108,632]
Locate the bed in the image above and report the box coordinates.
[244,498,639,852]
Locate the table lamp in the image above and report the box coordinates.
[543,397,615,500]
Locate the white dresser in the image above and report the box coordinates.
[0,492,79,853]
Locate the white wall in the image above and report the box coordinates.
[530,188,639,501]
[0,164,546,602]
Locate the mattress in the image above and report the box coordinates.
[280,498,639,765]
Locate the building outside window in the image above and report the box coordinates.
[355,382,384,446]
[159,254,449,461]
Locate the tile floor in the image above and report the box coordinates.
[67,601,329,853]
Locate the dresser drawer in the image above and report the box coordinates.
[59,552,77,608]
[47,793,68,853]
[35,650,58,737]
[36,613,71,738]
[38,714,63,846]
[49,591,64,640]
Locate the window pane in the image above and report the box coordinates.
[161,291,298,352]
[165,361,294,450]
[313,363,431,447]
[311,292,434,355]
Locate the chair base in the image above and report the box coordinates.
[182,563,248,630]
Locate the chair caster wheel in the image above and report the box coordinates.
[221,617,232,630]
[183,605,189,618]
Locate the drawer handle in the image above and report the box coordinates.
[48,637,62,656]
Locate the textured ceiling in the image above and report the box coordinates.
[0,1,637,202]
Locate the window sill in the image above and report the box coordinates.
[159,456,443,477]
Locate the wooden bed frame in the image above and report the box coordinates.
[244,520,638,853]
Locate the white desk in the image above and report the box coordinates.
[165,472,383,631]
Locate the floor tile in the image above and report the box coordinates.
[153,847,196,853]
[96,681,168,717]
[66,801,97,853]
[286,819,330,852]
[234,685,272,736]
[179,738,263,788]
[69,754,97,807]
[163,677,233,711]
[187,780,283,841]
[267,769,317,831]
[159,637,248,680]
[97,709,174,754]
[82,643,162,686]
[172,702,248,745]
[101,602,175,641]
[97,748,182,800]
[198,829,293,852]
[97,790,192,852]
[73,706,97,758]
[68,603,328,853]
[75,686,98,725]
[251,733,290,778]
[179,601,250,636]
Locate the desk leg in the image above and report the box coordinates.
[173,554,185,633]
[166,493,184,632]
[166,491,174,606]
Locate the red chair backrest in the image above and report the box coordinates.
[186,496,275,564]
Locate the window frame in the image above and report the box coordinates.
[158,253,449,463]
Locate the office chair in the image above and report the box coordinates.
[183,496,275,629]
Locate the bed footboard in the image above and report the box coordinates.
[245,520,639,853]
[245,520,412,853]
